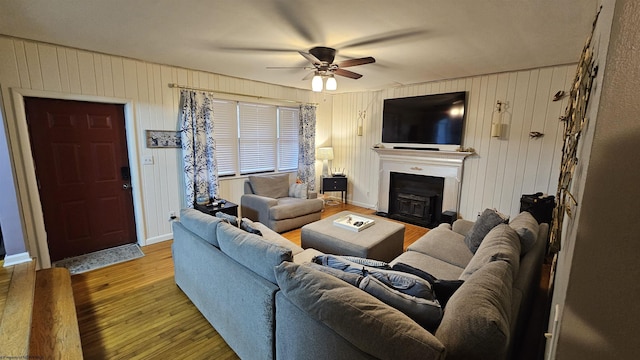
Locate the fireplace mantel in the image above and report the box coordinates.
[373,148,473,215]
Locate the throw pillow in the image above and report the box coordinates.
[313,254,434,299]
[248,173,290,198]
[306,262,364,287]
[341,256,391,269]
[464,208,509,254]
[240,220,263,236]
[215,212,239,227]
[391,262,464,308]
[509,211,540,254]
[288,183,308,199]
[359,275,443,331]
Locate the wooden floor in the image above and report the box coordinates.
[67,202,548,359]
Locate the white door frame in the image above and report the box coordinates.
[9,88,145,269]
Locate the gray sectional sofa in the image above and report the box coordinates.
[172,208,547,360]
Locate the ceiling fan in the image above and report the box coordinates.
[297,46,375,79]
[267,46,375,91]
[267,46,376,91]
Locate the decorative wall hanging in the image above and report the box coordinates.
[146,130,182,148]
[548,6,601,254]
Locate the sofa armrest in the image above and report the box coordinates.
[452,219,475,236]
[241,194,278,224]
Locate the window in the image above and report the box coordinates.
[211,100,238,176]
[238,102,277,174]
[211,99,298,176]
[278,107,299,171]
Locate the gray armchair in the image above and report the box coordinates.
[241,173,324,233]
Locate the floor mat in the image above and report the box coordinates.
[53,243,144,275]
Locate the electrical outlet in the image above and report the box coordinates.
[169,211,177,221]
[143,155,154,165]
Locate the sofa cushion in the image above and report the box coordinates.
[274,262,447,359]
[249,173,290,198]
[288,183,308,199]
[215,211,239,227]
[292,248,324,264]
[435,259,513,360]
[407,224,473,268]
[359,275,443,331]
[217,222,292,284]
[269,197,324,220]
[242,218,304,256]
[459,224,521,281]
[179,208,222,247]
[464,208,509,254]
[390,251,465,280]
[509,211,540,254]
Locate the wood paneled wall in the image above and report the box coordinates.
[0,34,574,261]
[331,65,575,220]
[0,36,328,259]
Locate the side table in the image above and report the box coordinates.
[194,199,238,217]
[321,176,347,204]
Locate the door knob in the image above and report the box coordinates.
[123,183,131,190]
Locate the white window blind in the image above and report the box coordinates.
[212,100,238,176]
[238,102,277,174]
[278,107,299,171]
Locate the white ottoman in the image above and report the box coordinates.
[300,211,405,262]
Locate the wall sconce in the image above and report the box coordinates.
[316,147,334,177]
[357,110,366,136]
[491,100,504,138]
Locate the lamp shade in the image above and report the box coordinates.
[312,74,323,92]
[325,76,337,91]
[316,147,334,160]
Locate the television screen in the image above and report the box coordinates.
[382,92,467,147]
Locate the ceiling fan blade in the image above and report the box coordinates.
[334,68,363,79]
[266,66,310,69]
[336,57,376,68]
[214,45,297,53]
[336,28,429,49]
[299,51,322,65]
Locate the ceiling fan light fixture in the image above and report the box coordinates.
[325,75,337,91]
[312,74,323,92]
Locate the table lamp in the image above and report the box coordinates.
[316,147,334,177]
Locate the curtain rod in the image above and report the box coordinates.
[167,83,317,106]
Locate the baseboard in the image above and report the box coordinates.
[3,252,32,267]
[145,233,173,246]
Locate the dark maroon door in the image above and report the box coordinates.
[25,97,136,261]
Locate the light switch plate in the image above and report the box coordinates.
[143,155,154,165]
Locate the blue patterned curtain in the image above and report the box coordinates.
[297,104,316,191]
[180,90,219,208]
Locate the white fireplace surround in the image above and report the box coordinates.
[373,148,473,215]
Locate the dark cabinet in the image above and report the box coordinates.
[321,176,347,203]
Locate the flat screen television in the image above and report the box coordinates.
[382,92,467,150]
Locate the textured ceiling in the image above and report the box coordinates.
[0,0,599,93]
